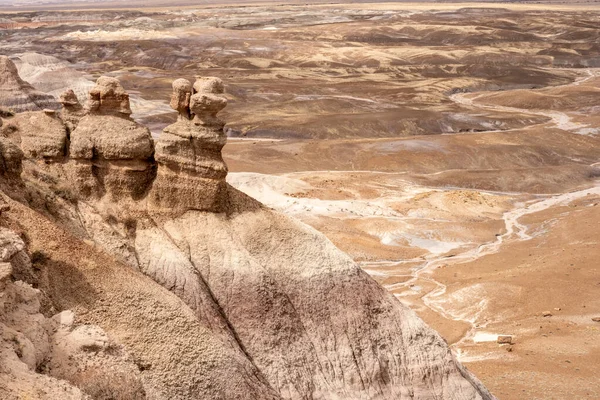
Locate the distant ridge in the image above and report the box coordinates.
[1,0,600,12]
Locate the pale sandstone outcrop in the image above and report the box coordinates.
[69,76,155,200]
[0,56,60,113]
[135,187,493,400]
[1,110,68,159]
[149,76,228,214]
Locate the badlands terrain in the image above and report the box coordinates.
[0,1,599,399]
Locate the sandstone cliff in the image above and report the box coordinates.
[0,70,495,400]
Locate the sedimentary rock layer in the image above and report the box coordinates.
[1,110,67,159]
[0,56,60,113]
[69,76,155,200]
[149,76,229,214]
[0,71,495,399]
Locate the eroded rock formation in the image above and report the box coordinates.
[0,74,496,400]
[69,76,155,200]
[0,200,281,400]
[0,228,86,399]
[0,135,23,179]
[1,109,68,159]
[149,76,228,214]
[0,56,60,113]
[136,188,493,399]
[12,52,94,104]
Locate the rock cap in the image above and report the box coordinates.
[60,89,81,107]
[87,76,132,116]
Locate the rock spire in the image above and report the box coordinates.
[149,76,229,213]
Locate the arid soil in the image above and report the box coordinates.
[1,2,600,399]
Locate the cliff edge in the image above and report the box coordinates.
[0,69,495,400]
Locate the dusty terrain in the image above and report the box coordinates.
[1,2,599,399]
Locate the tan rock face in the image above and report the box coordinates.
[149,77,228,214]
[69,77,155,200]
[1,111,68,159]
[0,228,85,399]
[1,74,496,400]
[0,226,148,400]
[86,76,132,116]
[0,56,60,113]
[1,201,282,400]
[170,78,192,120]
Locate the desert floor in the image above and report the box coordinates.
[2,2,600,398]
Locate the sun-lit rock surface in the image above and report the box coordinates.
[149,76,228,214]
[12,52,94,104]
[69,76,155,200]
[59,89,86,133]
[0,72,495,399]
[3,3,600,398]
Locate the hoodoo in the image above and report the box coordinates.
[68,76,155,200]
[59,89,85,133]
[149,76,229,214]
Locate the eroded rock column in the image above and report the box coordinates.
[68,77,155,200]
[149,77,229,214]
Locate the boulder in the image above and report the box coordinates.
[497,335,513,344]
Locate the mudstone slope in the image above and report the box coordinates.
[0,56,60,113]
